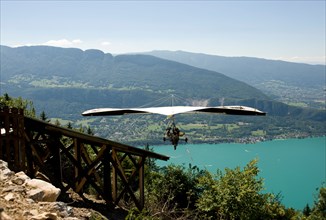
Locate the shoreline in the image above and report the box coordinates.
[132,134,325,148]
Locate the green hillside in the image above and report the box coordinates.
[1,45,324,145]
[1,45,268,112]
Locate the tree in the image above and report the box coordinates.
[141,164,204,219]
[66,122,73,129]
[0,93,36,117]
[40,111,50,122]
[196,159,267,219]
[196,159,297,219]
[128,159,300,219]
[303,204,312,217]
[307,186,326,220]
[86,126,94,135]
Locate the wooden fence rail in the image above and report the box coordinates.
[0,107,169,210]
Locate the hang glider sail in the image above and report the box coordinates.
[82,105,266,117]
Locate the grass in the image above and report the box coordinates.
[251,130,266,136]
[75,118,97,127]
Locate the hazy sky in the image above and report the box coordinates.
[1,1,325,64]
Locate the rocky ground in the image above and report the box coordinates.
[0,160,127,220]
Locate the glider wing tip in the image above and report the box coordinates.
[258,111,266,116]
[82,110,96,116]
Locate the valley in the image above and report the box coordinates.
[1,45,325,147]
[145,50,325,109]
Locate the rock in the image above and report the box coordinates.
[26,179,61,202]
[23,209,39,217]
[0,211,12,220]
[26,198,35,204]
[4,192,16,201]
[0,160,102,220]
[0,207,11,220]
[30,212,58,220]
[0,160,15,181]
[2,185,25,194]
[39,201,73,217]
[0,160,8,168]
[1,185,18,193]
[13,171,30,185]
[27,188,45,201]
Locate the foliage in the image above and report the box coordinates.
[196,159,263,219]
[126,208,156,220]
[135,159,299,219]
[142,164,204,219]
[40,110,51,122]
[195,159,294,219]
[0,93,36,117]
[306,186,326,220]
[147,164,203,209]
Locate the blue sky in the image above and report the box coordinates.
[1,1,325,64]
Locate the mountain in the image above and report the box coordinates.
[1,45,269,113]
[1,45,324,145]
[143,50,325,108]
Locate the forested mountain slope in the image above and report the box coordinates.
[144,50,325,108]
[1,45,324,145]
[1,45,268,114]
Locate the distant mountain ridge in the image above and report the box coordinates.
[144,50,325,88]
[143,50,325,108]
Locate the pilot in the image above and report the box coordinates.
[172,135,179,150]
[163,127,171,142]
[166,127,171,137]
[163,124,186,150]
[173,127,180,135]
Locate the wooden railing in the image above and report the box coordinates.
[0,107,169,210]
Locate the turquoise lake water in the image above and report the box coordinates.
[152,137,326,210]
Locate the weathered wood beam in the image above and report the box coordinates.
[139,156,145,209]
[75,144,108,192]
[48,135,63,186]
[80,143,102,184]
[112,149,118,202]
[103,147,112,201]
[111,149,143,210]
[114,155,146,210]
[74,138,81,191]
[25,117,168,161]
[55,137,104,196]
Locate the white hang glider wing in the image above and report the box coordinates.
[82,105,266,117]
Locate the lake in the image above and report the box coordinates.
[152,137,326,210]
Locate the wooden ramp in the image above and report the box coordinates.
[0,107,169,210]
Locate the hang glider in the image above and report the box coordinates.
[82,105,266,149]
[82,105,266,117]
